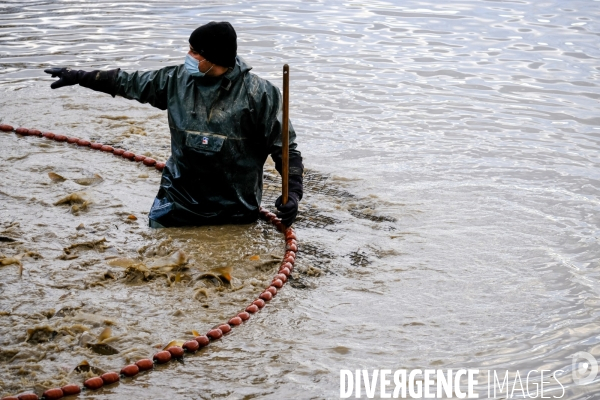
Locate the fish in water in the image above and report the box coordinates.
[54,192,88,206]
[198,266,232,286]
[87,342,119,355]
[1,256,21,266]
[48,171,103,186]
[26,326,57,343]
[163,339,185,350]
[73,173,103,186]
[97,327,112,342]
[74,360,105,375]
[111,250,188,272]
[146,250,188,270]
[48,172,66,182]
[107,257,139,268]
[80,327,118,355]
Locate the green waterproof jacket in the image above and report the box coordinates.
[111,57,302,227]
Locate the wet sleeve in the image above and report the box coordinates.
[112,67,174,110]
[263,84,303,177]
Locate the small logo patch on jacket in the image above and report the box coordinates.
[202,137,209,145]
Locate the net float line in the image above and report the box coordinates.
[0,124,166,171]
[0,123,298,400]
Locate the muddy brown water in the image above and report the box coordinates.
[1,1,600,399]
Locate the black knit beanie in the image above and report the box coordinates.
[189,21,237,68]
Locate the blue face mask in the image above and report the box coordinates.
[185,54,213,77]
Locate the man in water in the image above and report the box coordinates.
[44,21,303,228]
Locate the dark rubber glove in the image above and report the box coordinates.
[275,191,300,227]
[44,67,119,95]
[275,156,303,226]
[44,68,81,89]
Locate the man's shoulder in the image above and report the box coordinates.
[243,71,279,98]
[161,64,186,77]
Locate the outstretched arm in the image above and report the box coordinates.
[44,68,120,95]
[45,66,175,110]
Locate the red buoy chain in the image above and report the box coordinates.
[0,124,166,171]
[0,124,298,400]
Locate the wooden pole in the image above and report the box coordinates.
[282,64,289,205]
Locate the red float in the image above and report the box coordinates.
[285,251,296,259]
[135,359,154,371]
[90,142,103,149]
[101,372,120,385]
[155,161,166,171]
[100,145,114,152]
[228,316,243,325]
[279,267,291,276]
[15,128,29,135]
[42,132,55,139]
[271,278,283,288]
[60,384,80,396]
[283,256,295,264]
[76,139,90,146]
[134,154,146,162]
[286,242,298,252]
[143,157,156,166]
[280,262,293,271]
[285,231,297,241]
[53,134,67,142]
[275,273,287,283]
[0,396,18,400]
[218,324,231,334]
[113,148,125,156]
[237,311,250,321]
[41,388,63,400]
[66,137,79,144]
[0,124,13,132]
[259,291,273,301]
[167,346,184,358]
[195,335,210,347]
[252,299,265,309]
[16,394,38,400]
[120,364,139,377]
[266,286,277,296]
[207,328,223,340]
[245,304,259,314]
[83,377,104,390]
[183,340,200,353]
[121,151,135,160]
[153,350,172,364]
[28,129,42,136]
[279,263,291,272]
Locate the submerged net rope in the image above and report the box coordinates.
[0,124,299,400]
